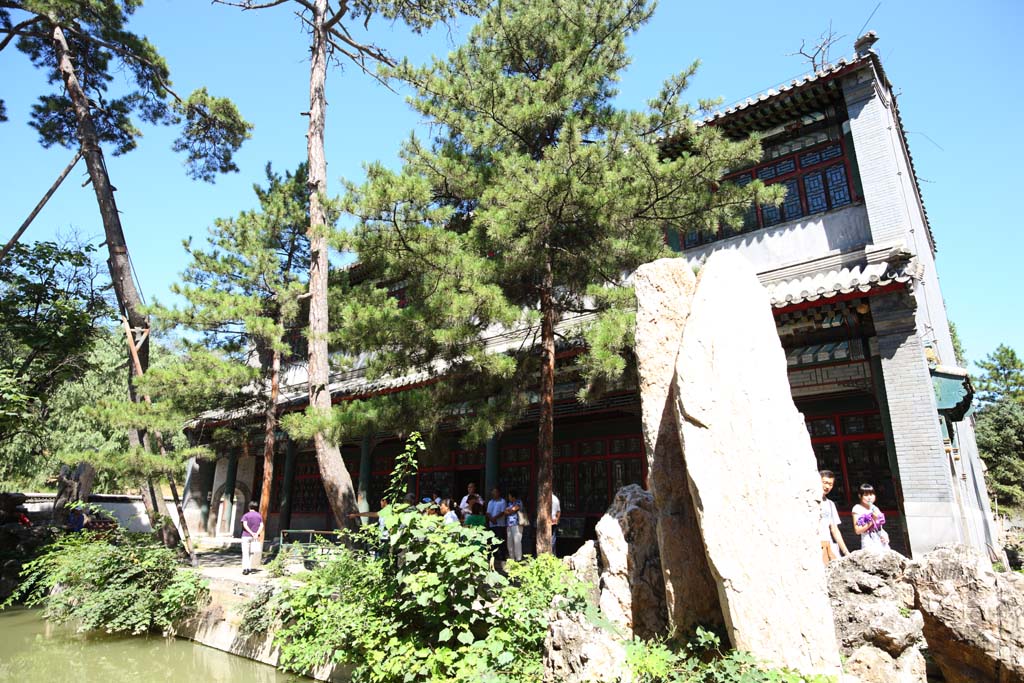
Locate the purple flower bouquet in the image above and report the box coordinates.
[856,511,886,531]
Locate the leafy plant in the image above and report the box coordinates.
[4,529,207,635]
[626,629,837,683]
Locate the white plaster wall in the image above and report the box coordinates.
[683,204,871,272]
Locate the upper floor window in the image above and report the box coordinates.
[681,137,857,249]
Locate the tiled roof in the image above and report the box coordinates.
[759,243,921,308]
[703,54,872,125]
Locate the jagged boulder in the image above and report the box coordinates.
[673,251,842,676]
[828,550,926,683]
[633,258,722,636]
[565,540,600,606]
[543,608,631,683]
[907,544,1024,683]
[594,484,667,639]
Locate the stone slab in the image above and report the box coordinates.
[674,251,842,676]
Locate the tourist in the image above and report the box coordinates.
[550,491,561,556]
[819,470,849,563]
[440,498,460,524]
[504,490,524,562]
[459,482,480,516]
[464,501,487,528]
[240,500,264,576]
[486,487,507,562]
[852,484,889,551]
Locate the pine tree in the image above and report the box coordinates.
[345,0,779,552]
[212,0,485,526]
[2,1,251,523]
[976,344,1024,405]
[977,398,1024,508]
[146,164,311,523]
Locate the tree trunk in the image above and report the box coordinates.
[535,256,556,554]
[305,0,356,528]
[258,346,281,529]
[49,23,149,373]
[49,22,175,541]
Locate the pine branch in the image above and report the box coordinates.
[0,14,42,52]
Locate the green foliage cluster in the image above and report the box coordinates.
[4,528,207,635]
[975,344,1024,507]
[338,0,778,450]
[626,629,836,683]
[3,0,251,180]
[245,508,588,683]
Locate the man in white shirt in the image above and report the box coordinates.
[460,482,480,516]
[819,470,849,563]
[550,492,561,556]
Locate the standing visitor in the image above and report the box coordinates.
[852,484,890,551]
[240,500,264,576]
[486,487,507,562]
[504,490,524,562]
[459,482,480,516]
[464,501,487,528]
[819,470,849,564]
[440,498,460,524]
[550,491,561,556]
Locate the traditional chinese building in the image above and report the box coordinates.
[183,33,995,559]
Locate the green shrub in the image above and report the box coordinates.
[626,629,837,683]
[3,529,207,635]
[260,507,590,683]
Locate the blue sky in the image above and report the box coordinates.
[2,0,1021,367]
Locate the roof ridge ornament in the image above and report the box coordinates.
[854,31,879,57]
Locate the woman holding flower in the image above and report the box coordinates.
[852,483,890,551]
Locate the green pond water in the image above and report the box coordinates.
[0,608,301,683]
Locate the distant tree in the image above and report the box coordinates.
[976,344,1024,405]
[949,319,967,367]
[212,0,484,527]
[146,164,311,522]
[0,332,130,492]
[976,398,1024,508]
[345,0,777,552]
[0,239,110,443]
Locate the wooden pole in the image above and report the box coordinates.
[0,149,82,264]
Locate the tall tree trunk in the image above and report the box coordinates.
[50,22,176,542]
[305,0,356,528]
[535,256,556,554]
[50,23,149,374]
[258,346,281,529]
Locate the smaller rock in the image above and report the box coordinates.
[907,544,1024,683]
[543,609,631,683]
[564,540,600,606]
[827,550,926,683]
[594,485,667,639]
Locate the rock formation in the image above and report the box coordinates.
[543,608,631,683]
[907,544,1024,683]
[828,550,926,683]
[673,251,842,676]
[633,258,722,636]
[593,484,667,639]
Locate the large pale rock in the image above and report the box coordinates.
[594,485,667,639]
[543,608,631,683]
[828,550,926,683]
[674,251,842,676]
[907,544,1024,683]
[633,258,722,636]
